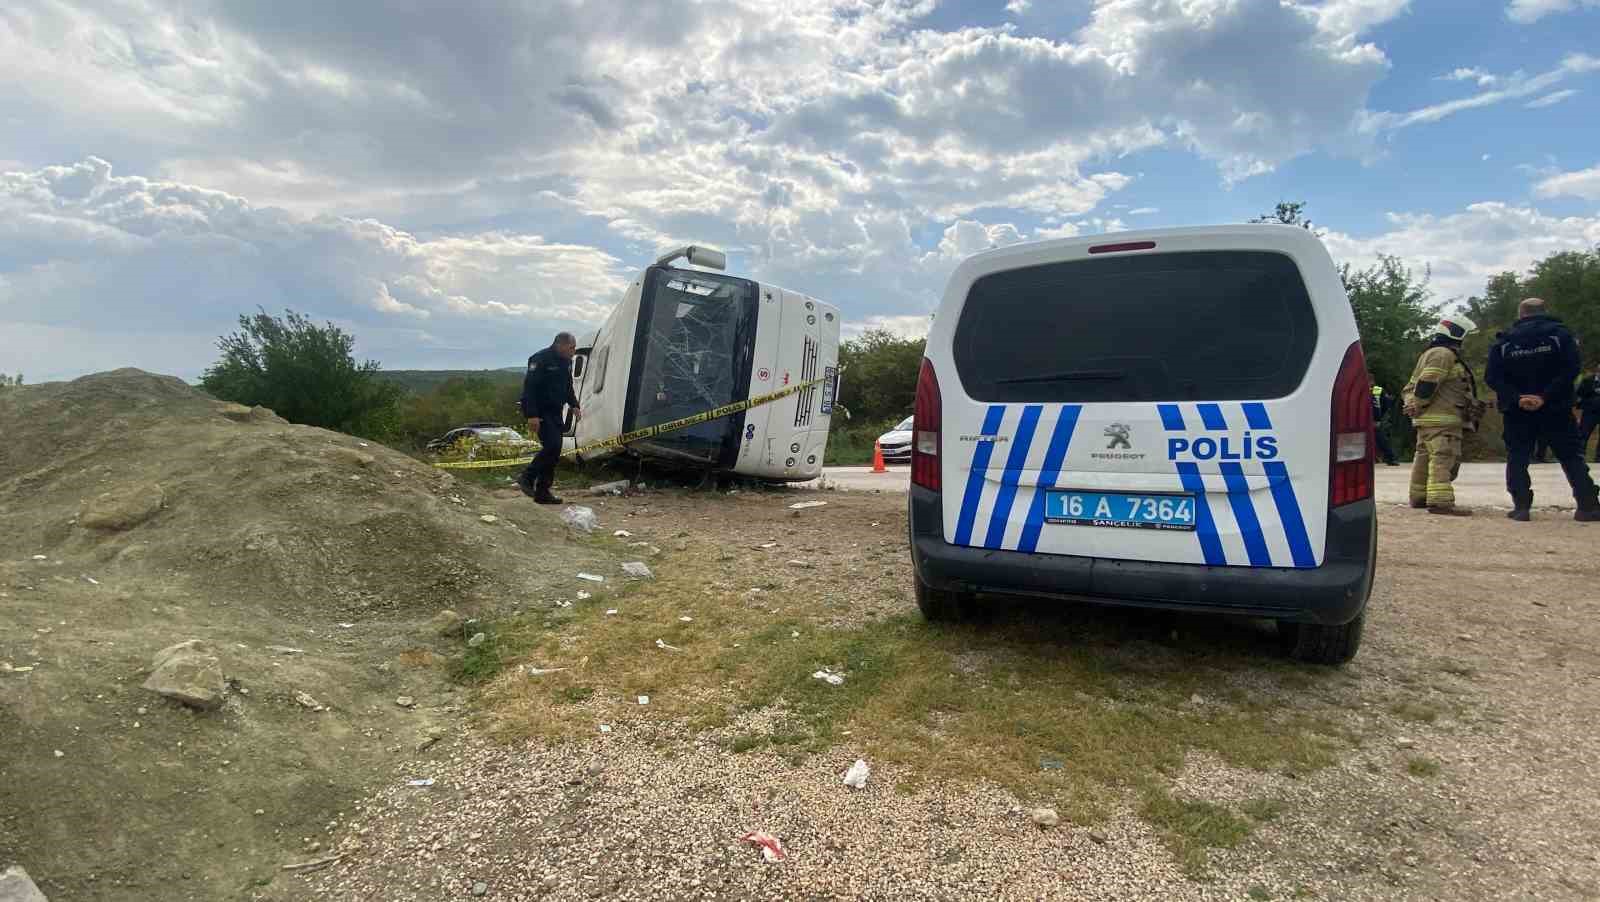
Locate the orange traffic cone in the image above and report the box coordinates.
[872,441,887,473]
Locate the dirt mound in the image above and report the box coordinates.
[0,370,620,901]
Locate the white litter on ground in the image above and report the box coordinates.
[788,501,829,510]
[622,561,654,580]
[843,759,871,790]
[577,573,605,583]
[812,669,845,686]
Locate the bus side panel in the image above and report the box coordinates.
[570,277,644,461]
[736,288,832,480]
[734,283,785,475]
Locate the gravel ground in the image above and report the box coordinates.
[292,490,1600,902]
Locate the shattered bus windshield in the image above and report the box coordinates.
[625,267,758,463]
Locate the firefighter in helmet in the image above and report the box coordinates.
[1403,315,1478,516]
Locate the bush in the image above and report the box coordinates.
[201,309,403,438]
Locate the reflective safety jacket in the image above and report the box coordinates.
[1403,345,1471,428]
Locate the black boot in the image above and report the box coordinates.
[1578,499,1600,523]
[1508,492,1532,522]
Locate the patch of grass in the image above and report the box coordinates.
[1390,701,1440,724]
[1248,885,1272,900]
[1405,756,1441,778]
[476,538,1360,873]
[1242,798,1288,823]
[1139,788,1254,878]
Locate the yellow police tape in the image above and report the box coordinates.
[431,374,830,470]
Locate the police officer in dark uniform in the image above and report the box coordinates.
[516,332,582,504]
[1485,298,1600,522]
[1370,383,1398,466]
[1576,364,1600,463]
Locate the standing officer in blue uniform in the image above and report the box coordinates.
[517,332,582,504]
[1486,298,1600,522]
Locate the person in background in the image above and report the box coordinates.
[1403,316,1478,516]
[1576,364,1600,464]
[1485,298,1600,522]
[1371,383,1398,467]
[517,332,582,504]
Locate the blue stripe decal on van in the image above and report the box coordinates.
[1175,463,1226,566]
[1158,404,1186,431]
[953,405,1007,547]
[1242,403,1272,430]
[1198,403,1227,430]
[984,405,1043,549]
[1220,462,1271,567]
[1018,405,1081,553]
[1264,462,1316,568]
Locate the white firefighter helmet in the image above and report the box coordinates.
[1434,314,1477,341]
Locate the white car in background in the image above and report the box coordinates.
[876,416,914,462]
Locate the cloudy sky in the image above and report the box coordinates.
[3,0,1599,382]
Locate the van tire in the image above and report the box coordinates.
[1279,613,1364,666]
[914,574,972,622]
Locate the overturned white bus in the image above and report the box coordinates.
[564,246,841,481]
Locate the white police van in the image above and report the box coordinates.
[909,225,1377,664]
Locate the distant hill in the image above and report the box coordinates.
[379,368,523,395]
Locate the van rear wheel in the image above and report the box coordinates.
[914,574,973,622]
[1278,613,1364,666]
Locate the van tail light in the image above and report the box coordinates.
[1330,340,1374,507]
[912,359,941,491]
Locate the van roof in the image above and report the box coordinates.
[951,223,1330,276]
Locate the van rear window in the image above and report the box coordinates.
[952,251,1319,403]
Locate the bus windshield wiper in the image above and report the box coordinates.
[995,369,1126,385]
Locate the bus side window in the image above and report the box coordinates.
[572,354,586,380]
[593,347,609,394]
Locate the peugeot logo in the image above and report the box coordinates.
[1104,423,1132,450]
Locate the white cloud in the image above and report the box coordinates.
[1128,206,1160,215]
[1507,0,1600,24]
[1526,89,1579,108]
[1314,0,1412,35]
[842,314,933,341]
[1364,54,1600,132]
[1322,202,1600,302]
[1006,0,1032,13]
[0,159,629,377]
[1440,67,1500,87]
[1534,164,1600,200]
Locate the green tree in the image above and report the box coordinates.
[836,328,926,424]
[0,373,21,389]
[1251,201,1316,231]
[1340,255,1440,396]
[201,309,403,437]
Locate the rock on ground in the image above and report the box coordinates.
[0,866,49,902]
[140,639,225,711]
[79,482,164,531]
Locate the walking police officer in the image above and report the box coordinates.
[1403,316,1478,516]
[1371,384,1398,467]
[1576,363,1600,463]
[1485,298,1600,522]
[517,332,582,504]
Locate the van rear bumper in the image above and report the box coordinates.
[908,486,1375,625]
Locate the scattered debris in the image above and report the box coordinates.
[758,542,778,549]
[738,830,788,862]
[1,662,35,674]
[589,480,630,496]
[395,696,416,708]
[605,609,618,616]
[1396,737,1417,749]
[788,501,828,511]
[787,560,814,569]
[406,778,435,787]
[555,600,573,609]
[1029,808,1061,828]
[30,555,47,561]
[678,615,694,622]
[622,561,655,580]
[282,854,345,873]
[655,639,681,652]
[577,573,605,583]
[1040,757,1065,771]
[614,529,633,538]
[53,750,64,758]
[811,669,845,686]
[294,691,326,711]
[1188,694,1205,706]
[142,639,225,711]
[522,666,567,676]
[479,514,500,524]
[82,575,100,585]
[1089,830,1110,844]
[843,759,871,790]
[637,695,650,706]
[599,724,613,733]
[576,590,592,601]
[561,506,600,533]
[467,632,487,648]
[472,882,489,897]
[266,645,305,655]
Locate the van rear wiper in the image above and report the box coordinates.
[995,369,1126,385]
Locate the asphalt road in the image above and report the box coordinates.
[815,461,1599,510]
